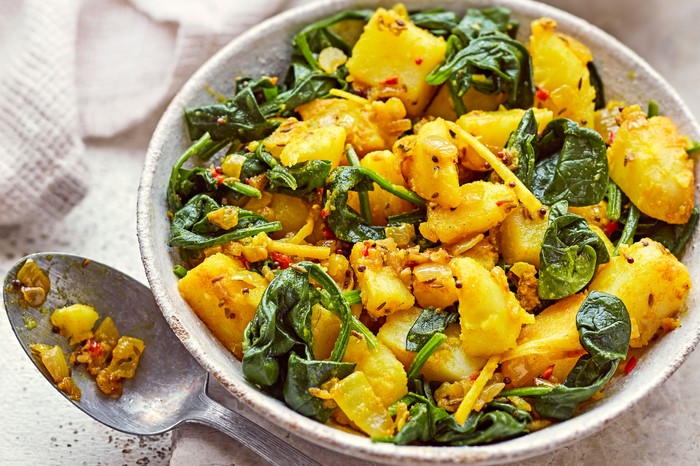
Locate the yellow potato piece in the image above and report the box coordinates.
[178,253,268,358]
[51,304,99,345]
[529,18,596,128]
[451,257,535,357]
[420,181,518,244]
[589,239,691,347]
[279,125,346,168]
[403,119,461,208]
[329,371,395,438]
[499,206,548,268]
[346,4,446,118]
[608,106,694,224]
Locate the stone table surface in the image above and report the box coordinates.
[2,0,699,465]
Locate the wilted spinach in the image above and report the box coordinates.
[408,9,459,38]
[588,61,606,110]
[507,108,538,187]
[633,206,699,256]
[169,194,281,250]
[387,208,427,226]
[242,262,375,421]
[531,118,608,207]
[538,201,610,300]
[426,8,532,116]
[503,291,630,420]
[323,166,425,242]
[406,307,458,352]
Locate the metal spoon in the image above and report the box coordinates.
[3,252,320,466]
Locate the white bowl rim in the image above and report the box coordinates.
[137,0,700,464]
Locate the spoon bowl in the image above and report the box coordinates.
[3,252,319,466]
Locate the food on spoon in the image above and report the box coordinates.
[14,259,50,307]
[30,344,82,401]
[166,4,696,446]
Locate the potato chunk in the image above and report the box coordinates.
[529,18,596,128]
[420,181,518,244]
[403,119,461,208]
[607,106,694,224]
[451,258,535,357]
[51,304,99,345]
[350,241,414,318]
[501,294,586,387]
[425,85,508,121]
[279,125,346,169]
[178,253,268,358]
[342,335,407,407]
[297,97,409,156]
[455,107,553,171]
[329,371,395,437]
[499,206,548,268]
[346,4,446,117]
[589,239,691,347]
[377,307,486,382]
[311,305,341,361]
[411,262,458,309]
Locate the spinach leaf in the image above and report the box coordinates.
[269,160,332,200]
[409,9,459,38]
[242,261,374,389]
[387,208,427,226]
[447,8,518,51]
[242,267,318,388]
[323,166,425,242]
[185,85,280,142]
[406,307,458,352]
[507,108,538,188]
[587,61,606,110]
[528,291,630,420]
[531,118,608,207]
[284,354,355,422]
[169,194,281,250]
[538,201,610,300]
[613,203,639,255]
[383,392,530,446]
[633,207,699,256]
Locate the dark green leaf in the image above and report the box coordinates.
[538,201,610,300]
[531,119,608,207]
[613,203,639,255]
[587,61,606,111]
[387,208,427,226]
[647,100,659,118]
[633,207,699,256]
[406,307,458,352]
[283,354,355,422]
[409,9,459,38]
[507,108,538,188]
[269,160,332,200]
[406,333,447,381]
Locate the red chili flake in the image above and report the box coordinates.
[362,243,372,257]
[535,87,550,101]
[322,227,336,239]
[320,209,329,219]
[542,364,555,380]
[381,76,399,85]
[86,339,102,358]
[270,252,292,269]
[415,57,423,65]
[496,199,510,207]
[469,371,481,381]
[608,130,617,146]
[210,167,225,185]
[624,356,637,375]
[605,221,619,237]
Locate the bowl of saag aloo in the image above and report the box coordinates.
[138,0,700,463]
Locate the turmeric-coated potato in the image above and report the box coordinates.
[529,18,596,128]
[403,119,461,208]
[589,239,691,347]
[411,262,459,309]
[178,253,268,358]
[499,206,548,268]
[420,181,518,244]
[607,106,694,224]
[501,294,586,387]
[346,4,446,118]
[450,257,535,357]
[329,371,395,437]
[279,125,346,168]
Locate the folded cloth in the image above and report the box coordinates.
[0,0,300,227]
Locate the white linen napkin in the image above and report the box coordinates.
[0,0,295,227]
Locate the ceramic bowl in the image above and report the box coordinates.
[137,0,700,463]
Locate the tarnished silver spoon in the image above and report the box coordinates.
[3,252,320,466]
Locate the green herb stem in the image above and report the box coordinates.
[387,208,427,226]
[606,181,622,221]
[343,289,362,306]
[357,167,426,206]
[614,204,639,255]
[499,386,555,397]
[346,146,373,225]
[223,180,262,199]
[670,208,699,256]
[168,133,214,211]
[406,332,447,381]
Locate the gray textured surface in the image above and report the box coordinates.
[1,0,699,465]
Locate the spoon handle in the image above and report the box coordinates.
[189,390,322,466]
